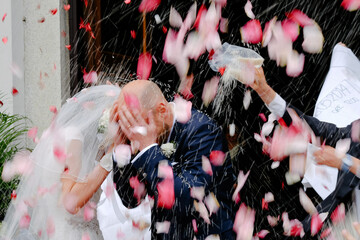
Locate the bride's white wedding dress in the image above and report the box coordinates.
[0,85,120,240]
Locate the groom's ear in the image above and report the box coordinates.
[156,102,167,119]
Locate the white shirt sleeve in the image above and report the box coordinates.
[265,93,286,119]
[131,143,158,164]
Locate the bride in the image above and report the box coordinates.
[0,85,122,240]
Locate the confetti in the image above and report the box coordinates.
[2,13,7,22]
[330,203,345,225]
[50,9,58,15]
[299,188,317,215]
[64,4,70,11]
[136,52,152,80]
[285,9,313,27]
[244,0,255,19]
[2,37,8,44]
[209,150,226,166]
[139,0,161,13]
[12,88,19,96]
[157,178,175,209]
[341,0,360,11]
[130,30,136,39]
[240,19,263,44]
[129,176,146,204]
[311,213,323,236]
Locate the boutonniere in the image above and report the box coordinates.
[160,142,176,158]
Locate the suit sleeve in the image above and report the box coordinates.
[131,122,226,216]
[281,105,352,146]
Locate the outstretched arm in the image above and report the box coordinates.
[248,67,352,144]
[61,139,111,214]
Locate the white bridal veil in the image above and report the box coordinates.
[0,85,120,240]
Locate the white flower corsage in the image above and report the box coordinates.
[98,108,111,134]
[160,142,176,158]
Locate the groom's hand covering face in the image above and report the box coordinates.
[118,105,158,152]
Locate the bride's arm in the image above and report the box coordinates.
[61,139,111,214]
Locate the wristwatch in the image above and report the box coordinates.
[341,154,353,172]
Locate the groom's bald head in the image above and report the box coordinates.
[119,80,166,111]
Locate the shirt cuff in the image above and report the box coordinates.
[265,93,286,119]
[131,143,158,164]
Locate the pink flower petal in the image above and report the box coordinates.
[2,37,8,44]
[157,178,175,209]
[286,50,305,77]
[114,144,131,168]
[202,155,213,176]
[243,89,252,110]
[83,202,96,222]
[244,0,255,19]
[19,214,31,228]
[264,192,274,203]
[53,145,67,163]
[173,95,192,123]
[64,4,70,11]
[156,221,171,234]
[256,229,270,238]
[129,176,146,203]
[204,192,220,216]
[341,0,360,11]
[82,232,90,240]
[158,161,173,179]
[232,170,250,201]
[192,219,198,233]
[299,188,317,215]
[330,203,345,225]
[169,7,183,28]
[311,213,323,236]
[46,217,55,237]
[302,23,324,54]
[259,113,267,122]
[183,32,206,61]
[285,9,313,27]
[137,52,152,80]
[105,182,115,198]
[83,70,98,84]
[219,17,228,33]
[209,150,226,166]
[183,3,197,29]
[281,19,299,42]
[267,215,279,227]
[320,227,332,239]
[202,76,219,107]
[50,8,58,15]
[262,16,277,47]
[27,127,38,142]
[49,105,57,114]
[2,13,7,22]
[233,203,255,239]
[190,186,205,201]
[139,0,160,13]
[195,201,210,224]
[240,19,263,44]
[124,92,140,110]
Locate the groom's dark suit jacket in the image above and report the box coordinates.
[113,108,237,239]
[281,106,360,234]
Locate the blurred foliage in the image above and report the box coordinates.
[0,99,29,220]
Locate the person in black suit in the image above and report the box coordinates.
[110,80,236,239]
[246,61,360,235]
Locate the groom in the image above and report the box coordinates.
[110,80,236,239]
